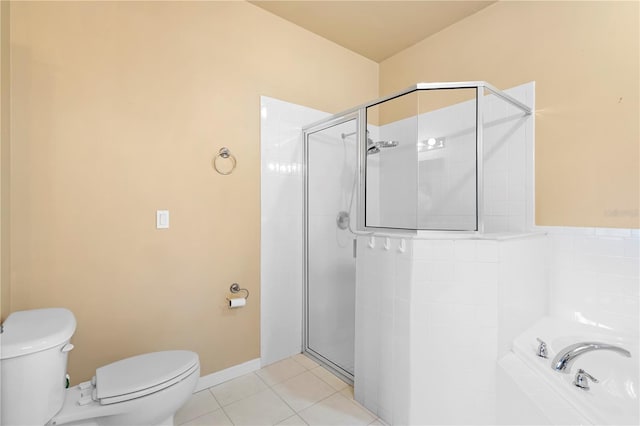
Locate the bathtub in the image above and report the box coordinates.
[498,316,639,425]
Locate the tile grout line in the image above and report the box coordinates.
[176,388,224,426]
[297,389,378,425]
[217,360,311,426]
[261,366,304,423]
[206,380,231,424]
[307,365,347,389]
[256,359,309,388]
[210,372,268,426]
[287,356,376,419]
[177,403,230,426]
[259,356,350,425]
[296,391,343,425]
[181,355,369,426]
[206,387,236,426]
[261,356,317,425]
[269,383,314,425]
[217,403,235,426]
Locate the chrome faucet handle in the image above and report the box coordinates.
[536,338,548,358]
[573,368,598,391]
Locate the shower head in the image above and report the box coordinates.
[342,131,399,154]
[367,138,399,155]
[376,140,399,148]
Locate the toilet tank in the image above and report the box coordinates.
[1,308,77,426]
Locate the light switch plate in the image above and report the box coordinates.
[156,210,169,229]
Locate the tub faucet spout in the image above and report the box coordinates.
[552,341,631,373]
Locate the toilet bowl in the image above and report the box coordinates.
[0,308,200,426]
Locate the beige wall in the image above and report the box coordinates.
[380,1,639,228]
[9,1,378,383]
[1,0,10,322]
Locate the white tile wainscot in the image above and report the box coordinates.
[541,226,640,337]
[355,234,549,425]
[354,236,412,426]
[410,234,548,425]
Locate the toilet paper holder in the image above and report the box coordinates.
[229,283,249,300]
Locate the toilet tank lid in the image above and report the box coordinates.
[0,308,77,359]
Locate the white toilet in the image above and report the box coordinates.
[0,308,200,426]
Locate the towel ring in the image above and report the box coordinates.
[213,147,237,175]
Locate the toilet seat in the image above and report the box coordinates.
[94,350,199,405]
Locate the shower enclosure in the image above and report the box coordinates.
[302,82,532,382]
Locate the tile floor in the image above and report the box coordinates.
[175,354,383,426]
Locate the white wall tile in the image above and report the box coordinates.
[476,241,499,262]
[484,82,535,233]
[595,227,633,238]
[497,236,549,357]
[408,236,546,425]
[600,273,640,297]
[476,262,500,282]
[413,259,455,282]
[450,261,473,283]
[260,97,329,366]
[454,239,476,261]
[545,226,640,336]
[623,238,640,258]
[354,236,412,425]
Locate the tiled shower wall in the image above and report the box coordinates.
[260,96,328,366]
[483,83,535,233]
[368,82,535,232]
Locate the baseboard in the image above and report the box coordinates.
[260,346,302,367]
[194,358,261,392]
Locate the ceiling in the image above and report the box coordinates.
[249,1,495,62]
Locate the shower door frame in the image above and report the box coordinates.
[302,109,365,384]
[300,82,531,382]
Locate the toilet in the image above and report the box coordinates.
[0,308,200,426]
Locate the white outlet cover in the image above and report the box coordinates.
[156,210,169,229]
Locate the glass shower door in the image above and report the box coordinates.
[304,114,359,380]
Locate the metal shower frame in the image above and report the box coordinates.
[303,81,532,234]
[301,82,532,380]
